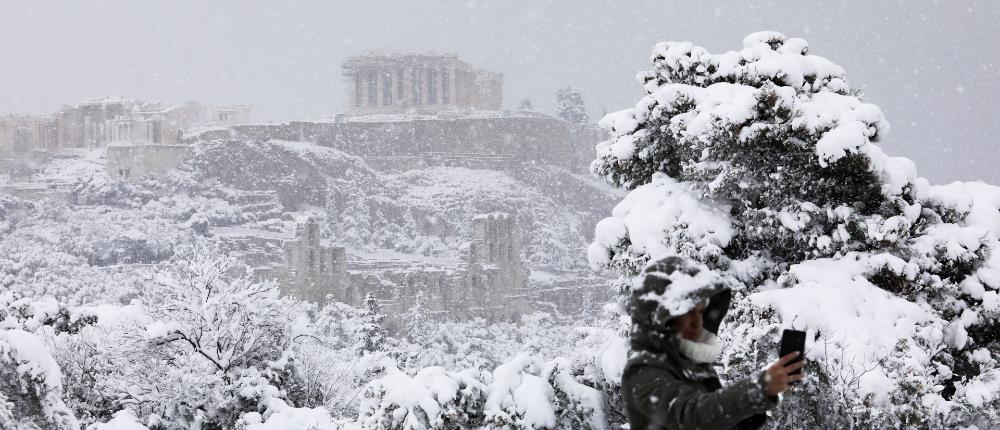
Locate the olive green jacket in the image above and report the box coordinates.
[623,256,778,430]
[621,344,777,430]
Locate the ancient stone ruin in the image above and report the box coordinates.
[216,212,528,324]
[342,52,503,114]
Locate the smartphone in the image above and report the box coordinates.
[779,329,807,377]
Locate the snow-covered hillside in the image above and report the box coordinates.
[0,135,625,428]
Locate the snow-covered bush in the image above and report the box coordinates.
[0,201,205,304]
[0,329,79,430]
[358,354,605,430]
[393,312,585,374]
[238,398,340,430]
[0,192,34,234]
[72,169,159,208]
[589,31,1000,428]
[483,354,605,430]
[358,366,488,430]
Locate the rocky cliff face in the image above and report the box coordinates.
[177,138,618,272]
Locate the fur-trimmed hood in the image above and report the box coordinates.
[629,255,731,354]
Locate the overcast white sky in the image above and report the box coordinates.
[1,0,997,184]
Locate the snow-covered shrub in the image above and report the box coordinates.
[0,201,205,304]
[0,292,98,334]
[358,366,488,430]
[0,329,79,430]
[589,32,1000,428]
[238,398,340,430]
[0,294,110,426]
[71,170,159,207]
[483,354,605,430]
[392,312,586,374]
[567,304,630,426]
[358,353,605,430]
[0,192,34,234]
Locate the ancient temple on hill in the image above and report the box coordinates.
[341,52,503,114]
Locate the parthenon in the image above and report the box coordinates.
[341,52,503,114]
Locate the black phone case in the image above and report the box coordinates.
[779,329,807,376]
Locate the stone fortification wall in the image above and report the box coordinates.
[105,144,193,179]
[194,115,602,173]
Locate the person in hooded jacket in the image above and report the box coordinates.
[621,255,805,430]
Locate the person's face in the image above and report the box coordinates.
[674,302,705,341]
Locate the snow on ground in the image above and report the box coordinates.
[387,166,533,209]
[86,410,148,430]
[240,399,340,430]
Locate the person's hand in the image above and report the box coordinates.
[763,352,806,396]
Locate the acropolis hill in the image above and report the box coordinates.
[0,52,613,323]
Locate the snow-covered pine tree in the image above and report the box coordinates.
[358,292,387,355]
[402,290,430,345]
[555,87,589,124]
[589,31,1000,428]
[517,98,534,111]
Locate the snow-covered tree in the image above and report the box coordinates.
[516,98,534,111]
[555,87,588,124]
[358,292,387,355]
[105,250,299,428]
[589,31,1000,428]
[140,255,295,379]
[402,290,431,345]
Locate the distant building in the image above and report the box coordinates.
[342,52,503,114]
[203,104,252,127]
[105,144,193,179]
[0,114,57,153]
[3,97,255,156]
[93,100,251,179]
[55,97,131,150]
